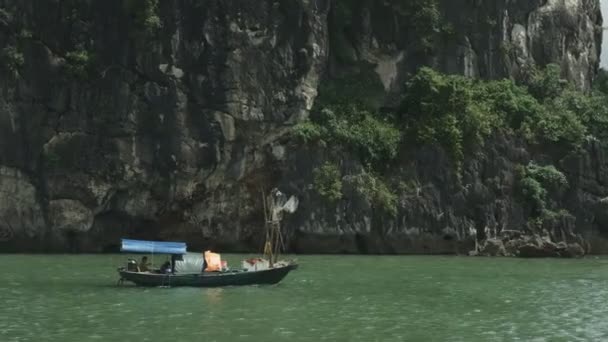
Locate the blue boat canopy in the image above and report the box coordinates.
[121,239,187,255]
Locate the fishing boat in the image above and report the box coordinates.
[117,239,297,287]
[117,188,299,288]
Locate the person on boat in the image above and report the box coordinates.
[126,259,138,271]
[160,260,172,274]
[138,256,151,272]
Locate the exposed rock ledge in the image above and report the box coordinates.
[476,235,587,258]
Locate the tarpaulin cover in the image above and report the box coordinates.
[121,239,187,255]
[174,253,205,273]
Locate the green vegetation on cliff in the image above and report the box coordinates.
[294,106,400,165]
[399,68,533,172]
[64,50,94,79]
[400,65,608,169]
[293,64,401,166]
[313,162,343,203]
[124,0,162,34]
[299,63,608,218]
[0,46,24,74]
[517,163,568,216]
[296,65,401,215]
[347,170,398,216]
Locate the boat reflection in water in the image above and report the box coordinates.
[205,288,224,304]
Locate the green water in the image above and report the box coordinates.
[1,255,608,342]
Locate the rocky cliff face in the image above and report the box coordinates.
[0,0,604,253]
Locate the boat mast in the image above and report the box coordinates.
[260,187,298,267]
[261,187,272,264]
[262,188,284,267]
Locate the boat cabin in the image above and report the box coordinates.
[120,239,186,274]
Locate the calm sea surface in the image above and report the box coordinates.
[1,254,608,341]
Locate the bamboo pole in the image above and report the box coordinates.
[277,224,286,255]
[273,222,281,264]
[261,187,270,261]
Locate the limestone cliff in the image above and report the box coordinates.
[0,0,604,254]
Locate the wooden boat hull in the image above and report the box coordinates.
[118,264,298,287]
